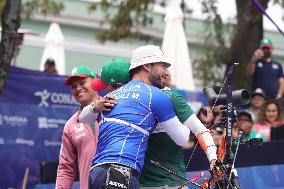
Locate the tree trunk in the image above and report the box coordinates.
[0,0,21,94]
[227,0,268,90]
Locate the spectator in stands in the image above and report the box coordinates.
[56,66,114,189]
[247,37,284,100]
[233,110,266,143]
[44,58,58,74]
[246,88,266,121]
[253,100,284,141]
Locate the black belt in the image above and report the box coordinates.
[98,163,138,177]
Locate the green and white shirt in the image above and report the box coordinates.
[140,88,194,187]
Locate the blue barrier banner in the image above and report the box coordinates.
[0,66,79,107]
[184,141,284,172]
[34,164,284,189]
[0,102,76,188]
[0,66,207,108]
[186,164,284,189]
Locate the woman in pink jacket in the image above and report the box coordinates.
[253,100,284,141]
[56,66,114,189]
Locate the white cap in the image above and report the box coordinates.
[129,45,171,70]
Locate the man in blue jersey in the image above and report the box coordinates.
[247,38,284,100]
[84,45,195,189]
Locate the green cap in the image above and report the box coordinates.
[91,58,130,92]
[259,38,273,49]
[65,66,97,85]
[101,58,130,86]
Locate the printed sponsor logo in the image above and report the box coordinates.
[257,62,263,68]
[34,89,50,107]
[75,123,84,133]
[74,123,86,140]
[44,140,61,147]
[108,181,127,189]
[34,89,79,107]
[2,115,28,127]
[152,123,165,133]
[0,138,4,144]
[38,117,66,129]
[15,138,34,146]
[272,63,279,69]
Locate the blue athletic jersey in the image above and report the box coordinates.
[252,59,284,99]
[92,80,176,174]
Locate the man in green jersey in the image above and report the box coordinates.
[139,74,216,189]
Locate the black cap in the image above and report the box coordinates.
[237,110,252,122]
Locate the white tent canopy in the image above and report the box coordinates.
[162,0,195,91]
[40,22,65,75]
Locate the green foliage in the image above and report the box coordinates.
[90,0,234,87]
[0,0,6,22]
[193,0,233,87]
[0,0,64,22]
[89,0,157,42]
[89,0,192,42]
[21,0,64,18]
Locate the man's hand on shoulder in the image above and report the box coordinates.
[91,96,116,112]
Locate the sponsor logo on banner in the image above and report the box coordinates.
[16,138,34,146]
[34,89,50,107]
[44,140,61,147]
[38,117,66,129]
[0,138,4,144]
[34,89,79,107]
[1,115,28,127]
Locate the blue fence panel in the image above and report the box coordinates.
[0,66,79,108]
[0,103,76,188]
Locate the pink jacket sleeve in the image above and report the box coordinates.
[55,127,77,189]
